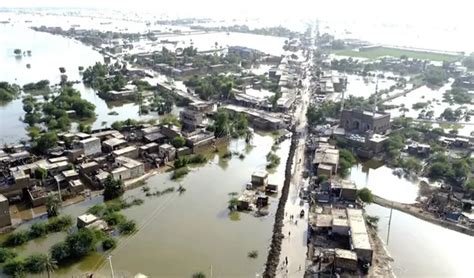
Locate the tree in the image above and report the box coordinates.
[103,176,125,201]
[34,132,58,154]
[102,236,117,250]
[214,110,230,138]
[118,220,137,235]
[357,188,374,203]
[3,258,26,277]
[46,194,61,218]
[428,162,453,181]
[0,248,17,263]
[13,49,22,55]
[192,272,207,278]
[171,136,186,148]
[24,253,56,276]
[29,222,48,238]
[65,228,97,258]
[50,242,70,263]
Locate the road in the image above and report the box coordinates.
[276,62,312,277]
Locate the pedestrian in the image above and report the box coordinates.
[285,256,288,265]
[295,220,298,225]
[299,264,302,271]
[288,231,291,237]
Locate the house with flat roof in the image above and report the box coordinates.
[347,208,373,264]
[79,137,101,156]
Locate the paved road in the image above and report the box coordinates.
[277,61,312,278]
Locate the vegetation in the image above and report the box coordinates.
[23,80,50,93]
[339,149,357,176]
[103,176,125,201]
[192,272,207,278]
[3,257,26,277]
[462,53,474,70]
[171,167,190,179]
[423,66,448,86]
[24,253,57,276]
[266,151,281,169]
[171,136,186,148]
[443,87,472,104]
[0,248,17,263]
[334,47,460,62]
[118,220,137,235]
[46,194,61,217]
[0,82,20,102]
[3,231,29,247]
[427,155,471,187]
[357,188,374,203]
[248,250,259,259]
[102,236,117,250]
[82,62,127,93]
[185,74,234,101]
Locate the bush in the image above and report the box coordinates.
[102,237,117,250]
[118,220,137,235]
[3,258,26,277]
[87,204,105,216]
[0,248,17,263]
[24,253,49,273]
[189,154,207,164]
[248,250,259,258]
[171,136,186,148]
[29,222,48,238]
[50,242,70,263]
[3,231,29,247]
[65,228,97,258]
[46,215,73,233]
[171,167,189,180]
[103,212,126,226]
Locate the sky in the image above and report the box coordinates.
[1,0,473,26]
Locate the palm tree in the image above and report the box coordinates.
[44,256,58,278]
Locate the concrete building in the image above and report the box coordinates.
[0,194,12,228]
[340,109,390,134]
[77,214,98,228]
[79,137,101,157]
[347,208,373,264]
[158,144,176,161]
[180,107,204,131]
[111,156,145,181]
[313,146,339,175]
[102,138,127,152]
[251,170,269,187]
[112,146,139,159]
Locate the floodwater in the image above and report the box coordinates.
[344,74,397,98]
[0,25,179,144]
[1,134,290,277]
[366,204,474,277]
[347,160,420,204]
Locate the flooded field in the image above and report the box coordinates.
[1,134,290,277]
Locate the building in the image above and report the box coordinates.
[313,146,339,175]
[0,194,11,228]
[347,208,373,264]
[102,138,127,152]
[334,248,358,272]
[340,109,390,134]
[251,170,268,187]
[79,137,101,157]
[180,107,204,131]
[339,180,358,202]
[69,179,85,194]
[158,144,176,161]
[77,214,98,228]
[222,105,285,131]
[111,156,145,181]
[112,146,139,159]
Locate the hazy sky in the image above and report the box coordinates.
[1,0,473,26]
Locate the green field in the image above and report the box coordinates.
[335,47,461,62]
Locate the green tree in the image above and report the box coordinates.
[103,176,125,201]
[214,110,230,138]
[118,220,137,235]
[3,231,29,247]
[192,272,207,278]
[3,257,26,277]
[65,228,97,258]
[29,222,48,238]
[0,248,17,263]
[102,236,117,250]
[34,132,58,154]
[357,188,374,203]
[171,136,186,148]
[50,242,70,263]
[46,194,61,218]
[24,253,56,276]
[428,162,453,181]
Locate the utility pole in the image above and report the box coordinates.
[387,204,393,244]
[210,264,213,278]
[57,182,62,204]
[108,255,115,278]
